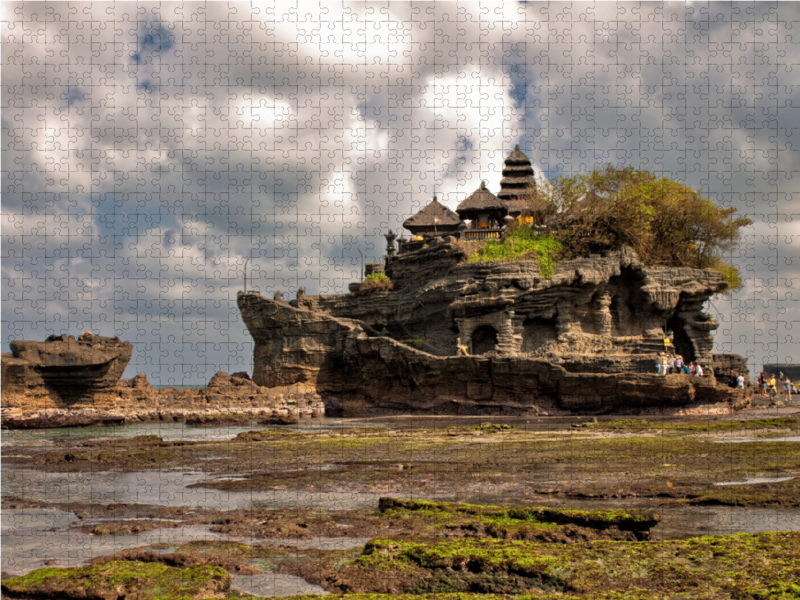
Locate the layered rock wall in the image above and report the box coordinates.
[239,245,751,415]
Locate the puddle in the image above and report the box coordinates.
[260,536,370,550]
[0,507,369,578]
[0,514,232,575]
[1,419,389,445]
[529,497,800,540]
[232,573,328,597]
[651,505,800,539]
[713,436,800,443]
[1,468,381,512]
[714,476,795,486]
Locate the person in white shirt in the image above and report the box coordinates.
[736,374,745,388]
[695,364,704,377]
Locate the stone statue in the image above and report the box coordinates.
[384,230,397,257]
[297,287,306,300]
[273,290,284,301]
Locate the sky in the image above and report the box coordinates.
[2,1,798,384]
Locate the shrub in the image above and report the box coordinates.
[467,227,562,279]
[360,272,393,292]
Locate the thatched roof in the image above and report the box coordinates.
[504,144,533,166]
[456,181,507,213]
[498,145,536,205]
[403,197,461,231]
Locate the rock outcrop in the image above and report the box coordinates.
[2,335,133,402]
[1,337,324,428]
[238,241,751,416]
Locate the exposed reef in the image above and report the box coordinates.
[1,337,324,428]
[238,240,751,416]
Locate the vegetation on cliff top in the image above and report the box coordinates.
[468,165,751,289]
[545,165,751,287]
[360,271,393,292]
[466,227,562,279]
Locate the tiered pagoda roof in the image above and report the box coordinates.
[497,144,536,214]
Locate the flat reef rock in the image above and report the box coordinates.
[238,242,751,416]
[1,337,324,428]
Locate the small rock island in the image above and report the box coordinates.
[238,148,751,416]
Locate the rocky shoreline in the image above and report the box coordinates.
[1,370,324,430]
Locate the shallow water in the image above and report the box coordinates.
[652,505,800,539]
[232,573,328,597]
[530,497,800,540]
[0,419,389,446]
[0,513,235,575]
[1,468,381,511]
[0,506,370,577]
[713,436,800,443]
[4,417,800,579]
[714,476,795,486]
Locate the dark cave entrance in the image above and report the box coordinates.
[666,315,696,363]
[471,325,498,355]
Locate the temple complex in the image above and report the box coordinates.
[237,147,751,416]
[404,145,537,240]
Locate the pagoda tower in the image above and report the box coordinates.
[497,145,536,215]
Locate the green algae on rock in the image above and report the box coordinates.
[378,498,659,537]
[328,531,800,597]
[1,561,232,600]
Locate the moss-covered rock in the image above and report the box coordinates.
[1,560,231,600]
[328,531,800,597]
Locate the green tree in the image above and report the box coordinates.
[546,165,751,289]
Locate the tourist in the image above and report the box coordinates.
[768,374,778,402]
[736,373,745,388]
[654,354,661,374]
[783,375,793,403]
[695,364,704,377]
[667,354,675,375]
[675,355,683,373]
[659,353,668,375]
[758,370,767,398]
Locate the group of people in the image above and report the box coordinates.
[757,370,795,403]
[654,353,704,376]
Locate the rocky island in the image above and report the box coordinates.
[238,148,751,417]
[239,244,749,417]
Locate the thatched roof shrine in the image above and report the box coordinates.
[403,196,461,235]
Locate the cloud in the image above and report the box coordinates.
[2,1,798,383]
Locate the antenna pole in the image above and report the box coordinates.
[244,258,249,293]
[357,249,364,281]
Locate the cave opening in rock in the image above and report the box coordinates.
[666,314,696,363]
[471,325,498,355]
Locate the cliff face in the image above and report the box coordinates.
[238,241,750,415]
